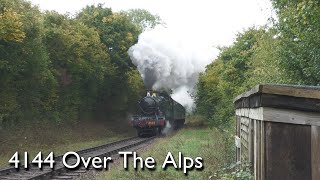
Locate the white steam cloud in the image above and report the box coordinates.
[129,26,215,112]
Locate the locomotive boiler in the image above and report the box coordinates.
[131,90,185,137]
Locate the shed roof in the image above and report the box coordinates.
[234,84,320,102]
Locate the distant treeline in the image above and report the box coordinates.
[0,0,162,126]
[196,0,320,128]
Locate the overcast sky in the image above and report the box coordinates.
[29,0,274,57]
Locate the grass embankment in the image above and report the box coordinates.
[98,127,234,180]
[0,119,136,168]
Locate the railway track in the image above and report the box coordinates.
[0,137,155,180]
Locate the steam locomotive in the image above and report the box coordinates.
[131,90,185,137]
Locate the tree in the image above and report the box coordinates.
[196,28,269,128]
[0,1,154,127]
[77,5,144,113]
[43,11,116,121]
[124,9,164,31]
[247,28,291,86]
[196,0,320,128]
[271,0,320,85]
[0,0,56,125]
[0,8,25,42]
[77,4,140,71]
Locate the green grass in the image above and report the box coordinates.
[98,128,234,180]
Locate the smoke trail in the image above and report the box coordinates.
[128,26,215,112]
[171,86,194,112]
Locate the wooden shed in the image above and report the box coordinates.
[234,84,320,180]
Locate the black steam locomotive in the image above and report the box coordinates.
[131,90,185,137]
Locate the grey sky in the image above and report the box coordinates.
[29,0,274,58]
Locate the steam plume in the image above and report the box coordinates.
[129,26,214,112]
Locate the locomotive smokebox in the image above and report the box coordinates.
[139,96,158,114]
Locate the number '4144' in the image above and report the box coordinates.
[9,152,55,169]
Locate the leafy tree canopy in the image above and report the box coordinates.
[123,9,164,31]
